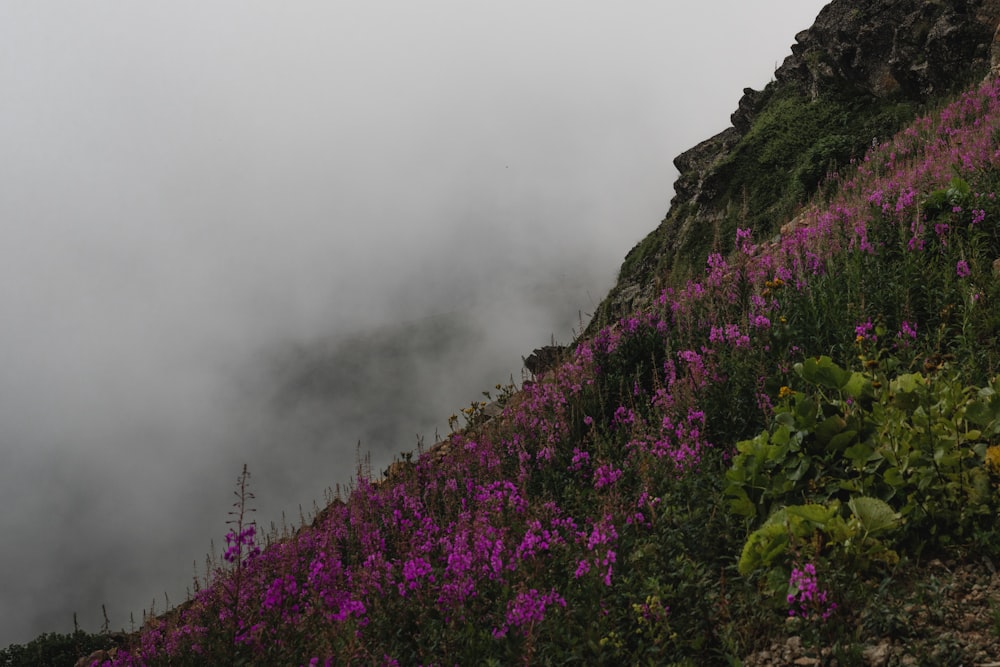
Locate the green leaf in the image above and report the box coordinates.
[815,414,848,445]
[794,395,818,428]
[828,429,859,452]
[797,356,851,390]
[737,430,771,455]
[770,424,791,447]
[966,396,1000,431]
[848,497,900,536]
[729,496,756,518]
[739,523,789,575]
[892,374,926,411]
[883,467,904,487]
[786,458,810,482]
[844,441,875,468]
[786,503,836,526]
[843,372,872,400]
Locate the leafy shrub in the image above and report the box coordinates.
[728,355,1000,588]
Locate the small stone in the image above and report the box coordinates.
[793,658,819,666]
[863,641,891,667]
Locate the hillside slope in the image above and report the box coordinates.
[12,2,1000,665]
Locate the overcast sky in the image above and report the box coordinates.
[0,1,828,646]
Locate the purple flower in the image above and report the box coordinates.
[593,464,623,490]
[736,227,755,254]
[896,321,918,348]
[493,588,566,638]
[957,259,971,277]
[568,447,590,472]
[612,406,636,427]
[854,319,876,343]
[787,563,837,621]
[398,557,434,596]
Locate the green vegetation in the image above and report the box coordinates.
[15,43,1000,667]
[0,629,121,667]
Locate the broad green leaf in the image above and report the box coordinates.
[762,507,789,527]
[794,395,818,427]
[828,429,859,452]
[843,372,872,400]
[770,425,791,447]
[786,503,836,525]
[729,496,756,518]
[848,497,900,536]
[797,356,851,390]
[883,467,904,487]
[966,397,1000,431]
[845,442,875,467]
[736,435,761,455]
[892,374,926,411]
[739,523,789,575]
[815,414,847,445]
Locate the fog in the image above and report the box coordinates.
[0,1,827,646]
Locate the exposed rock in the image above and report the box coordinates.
[780,214,810,237]
[671,127,740,206]
[863,640,892,667]
[523,345,565,377]
[381,458,414,483]
[75,648,115,667]
[481,400,503,419]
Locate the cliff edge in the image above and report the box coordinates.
[590,0,1000,332]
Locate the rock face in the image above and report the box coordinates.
[590,0,1000,331]
[781,0,997,102]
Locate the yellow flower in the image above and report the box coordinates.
[985,445,1000,472]
[778,386,794,400]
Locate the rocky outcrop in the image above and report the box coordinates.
[591,0,1000,332]
[679,0,998,213]
[523,345,566,377]
[782,1,996,100]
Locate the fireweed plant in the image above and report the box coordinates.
[101,78,1000,665]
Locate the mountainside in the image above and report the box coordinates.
[591,0,1000,330]
[11,1,1000,665]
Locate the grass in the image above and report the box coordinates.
[14,70,1000,667]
